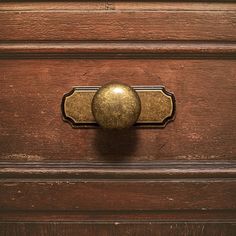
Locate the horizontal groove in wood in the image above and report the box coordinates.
[0,180,236,211]
[1,210,236,222]
[0,11,235,41]
[0,42,236,57]
[1,2,236,11]
[1,53,235,59]
[1,161,236,179]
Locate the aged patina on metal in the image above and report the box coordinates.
[92,83,141,129]
[62,83,175,128]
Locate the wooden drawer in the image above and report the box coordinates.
[0,1,236,235]
[0,59,236,162]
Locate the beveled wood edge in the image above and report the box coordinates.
[1,161,236,179]
[0,41,236,59]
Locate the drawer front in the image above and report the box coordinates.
[0,59,236,162]
[0,1,236,235]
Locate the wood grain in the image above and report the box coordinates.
[0,59,235,161]
[0,180,236,211]
[1,209,236,222]
[1,2,236,234]
[0,11,236,41]
[1,222,236,236]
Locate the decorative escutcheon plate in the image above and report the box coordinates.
[62,86,175,128]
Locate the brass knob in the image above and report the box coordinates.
[92,83,141,129]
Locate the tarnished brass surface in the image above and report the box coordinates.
[138,90,173,124]
[64,89,95,124]
[62,85,175,128]
[92,83,141,129]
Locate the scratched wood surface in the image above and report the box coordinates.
[0,59,235,162]
[1,222,236,236]
[1,11,236,41]
[1,180,236,211]
[1,1,236,235]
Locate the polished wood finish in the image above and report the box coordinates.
[0,1,236,235]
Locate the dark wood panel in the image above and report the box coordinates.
[0,222,236,236]
[0,180,235,211]
[0,11,236,41]
[0,59,235,161]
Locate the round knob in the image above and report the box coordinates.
[92,83,141,129]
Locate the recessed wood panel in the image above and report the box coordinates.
[0,59,235,161]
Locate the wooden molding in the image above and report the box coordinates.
[0,41,236,59]
[1,161,236,179]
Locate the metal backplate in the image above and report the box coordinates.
[62,86,175,128]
